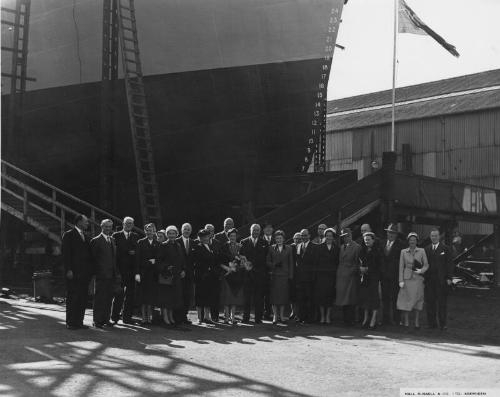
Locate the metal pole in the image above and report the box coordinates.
[391,0,398,152]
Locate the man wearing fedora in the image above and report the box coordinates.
[381,223,405,325]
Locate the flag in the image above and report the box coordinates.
[398,0,460,57]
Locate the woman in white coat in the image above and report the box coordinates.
[397,232,429,329]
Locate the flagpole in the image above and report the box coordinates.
[391,0,398,152]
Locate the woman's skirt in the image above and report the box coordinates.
[157,279,182,309]
[397,277,424,311]
[137,265,158,306]
[195,272,219,307]
[220,276,245,306]
[313,272,336,306]
[357,277,380,310]
[270,274,290,305]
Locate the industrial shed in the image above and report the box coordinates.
[326,69,500,185]
[325,69,500,234]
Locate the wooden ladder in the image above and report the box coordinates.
[116,0,162,227]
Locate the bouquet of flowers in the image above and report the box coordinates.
[221,255,250,291]
[221,255,252,276]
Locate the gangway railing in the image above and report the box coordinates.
[1,160,142,243]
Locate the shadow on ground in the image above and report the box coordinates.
[0,287,499,396]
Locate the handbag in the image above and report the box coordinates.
[412,258,423,271]
[158,274,174,285]
[158,265,174,285]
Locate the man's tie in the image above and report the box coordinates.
[185,239,189,254]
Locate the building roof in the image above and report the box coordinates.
[326,69,500,132]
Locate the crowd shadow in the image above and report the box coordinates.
[0,296,499,396]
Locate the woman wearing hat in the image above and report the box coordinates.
[358,231,384,330]
[397,232,429,329]
[156,225,185,326]
[219,228,245,324]
[266,230,294,324]
[156,230,167,244]
[193,228,220,324]
[335,228,361,326]
[313,228,339,324]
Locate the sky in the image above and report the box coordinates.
[328,0,500,99]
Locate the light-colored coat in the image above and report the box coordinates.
[335,241,361,306]
[398,247,429,283]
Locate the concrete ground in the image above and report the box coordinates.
[0,288,499,397]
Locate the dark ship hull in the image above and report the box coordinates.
[1,0,345,228]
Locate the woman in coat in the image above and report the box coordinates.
[156,225,185,326]
[335,228,361,326]
[219,228,245,324]
[313,228,339,324]
[193,228,219,324]
[397,232,429,329]
[266,230,294,324]
[135,223,159,325]
[358,232,383,330]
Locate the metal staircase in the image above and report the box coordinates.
[1,160,142,244]
[116,0,162,226]
[239,170,382,240]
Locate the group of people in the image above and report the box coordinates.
[62,214,454,332]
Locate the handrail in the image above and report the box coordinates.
[1,159,143,235]
[239,170,357,236]
[2,159,119,220]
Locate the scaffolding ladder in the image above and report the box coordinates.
[1,0,34,156]
[115,0,162,226]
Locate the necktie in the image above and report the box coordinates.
[79,231,84,242]
[185,239,189,254]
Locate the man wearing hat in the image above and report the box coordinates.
[335,228,361,326]
[380,223,405,325]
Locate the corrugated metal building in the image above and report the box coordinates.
[325,69,500,234]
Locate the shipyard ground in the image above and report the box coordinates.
[0,288,499,397]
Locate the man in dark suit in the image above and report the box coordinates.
[424,229,454,330]
[175,222,195,324]
[240,224,269,324]
[62,214,94,330]
[289,232,302,320]
[380,223,405,325]
[312,224,327,245]
[295,228,318,323]
[214,217,234,244]
[261,222,274,320]
[111,216,140,324]
[91,219,120,328]
[205,223,222,321]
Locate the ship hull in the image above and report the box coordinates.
[3,57,325,226]
[1,0,345,227]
